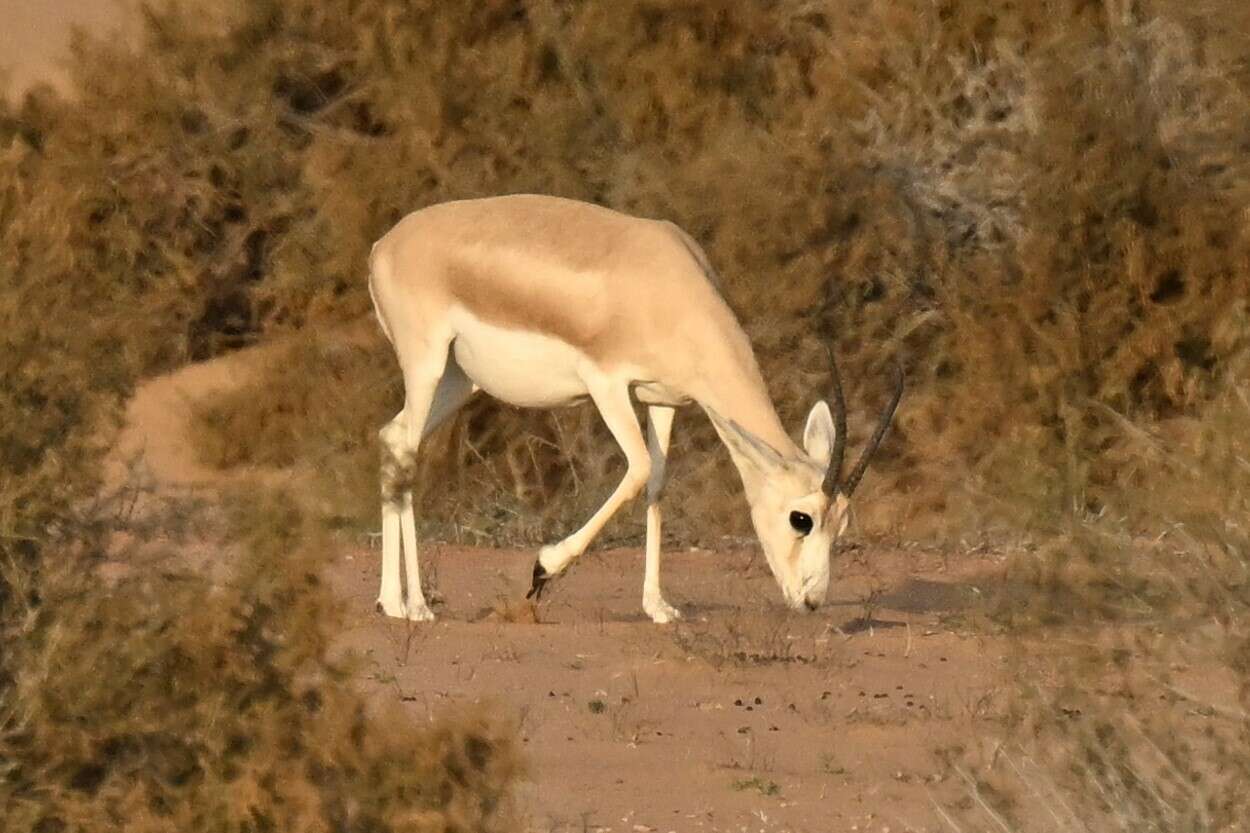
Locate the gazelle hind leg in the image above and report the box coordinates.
[643,405,680,623]
[396,489,431,621]
[528,380,651,599]
[379,407,420,619]
[378,346,475,621]
[401,355,477,619]
[378,450,405,617]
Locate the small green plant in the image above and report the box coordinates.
[730,776,781,797]
[818,752,846,776]
[587,699,607,714]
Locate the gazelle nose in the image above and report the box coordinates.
[803,599,819,612]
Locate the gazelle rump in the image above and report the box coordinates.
[367,194,901,623]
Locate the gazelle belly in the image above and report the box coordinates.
[450,308,591,408]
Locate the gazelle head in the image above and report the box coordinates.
[711,353,903,612]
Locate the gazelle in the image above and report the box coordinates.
[368,194,902,623]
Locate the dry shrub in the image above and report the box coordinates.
[188,335,398,471]
[1,488,521,832]
[3,23,526,822]
[187,332,402,536]
[12,0,1238,546]
[0,286,524,828]
[942,361,1250,830]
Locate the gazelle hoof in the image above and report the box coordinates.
[376,598,407,619]
[376,598,436,622]
[644,597,682,624]
[406,603,435,622]
[526,561,551,600]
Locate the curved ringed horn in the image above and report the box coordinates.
[841,363,904,497]
[820,345,849,496]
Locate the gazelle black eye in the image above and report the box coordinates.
[789,511,813,536]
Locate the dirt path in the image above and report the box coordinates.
[107,344,1011,833]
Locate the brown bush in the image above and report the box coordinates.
[3,7,535,824]
[60,0,1236,547]
[1,494,520,832]
[0,291,523,829]
[937,357,1250,831]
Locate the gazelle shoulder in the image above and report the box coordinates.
[657,219,723,291]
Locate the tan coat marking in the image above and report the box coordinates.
[372,194,792,451]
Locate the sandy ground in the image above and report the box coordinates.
[105,339,1013,833]
[333,546,1008,833]
[0,0,136,95]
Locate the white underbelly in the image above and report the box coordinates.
[450,310,590,408]
[632,380,690,407]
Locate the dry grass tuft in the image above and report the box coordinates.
[482,597,541,625]
[670,615,844,669]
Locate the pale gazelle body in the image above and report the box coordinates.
[368,194,901,623]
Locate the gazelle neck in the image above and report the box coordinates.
[693,337,796,442]
[695,372,801,502]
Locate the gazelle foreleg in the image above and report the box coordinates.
[643,405,680,623]
[528,381,651,599]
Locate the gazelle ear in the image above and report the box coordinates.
[705,406,787,471]
[803,401,836,470]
